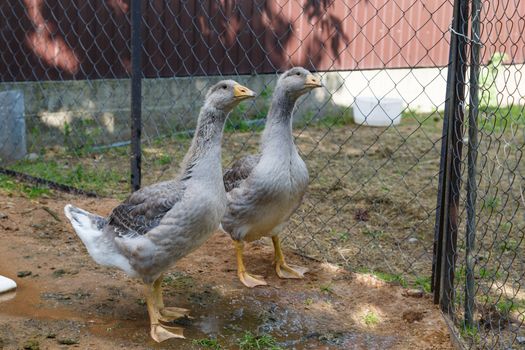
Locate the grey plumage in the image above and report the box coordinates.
[108,180,185,238]
[64,79,256,342]
[223,155,261,192]
[65,79,254,284]
[220,67,322,287]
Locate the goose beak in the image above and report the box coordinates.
[304,74,322,88]
[233,84,256,100]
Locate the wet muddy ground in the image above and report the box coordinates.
[0,191,453,349]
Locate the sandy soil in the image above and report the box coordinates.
[0,190,453,349]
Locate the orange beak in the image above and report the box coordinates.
[304,74,322,88]
[233,84,256,100]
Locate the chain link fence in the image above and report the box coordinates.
[0,0,524,348]
[431,0,525,348]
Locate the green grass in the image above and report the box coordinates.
[459,322,479,342]
[315,109,354,128]
[259,85,273,99]
[402,108,443,126]
[225,118,265,133]
[495,298,525,315]
[238,332,282,350]
[363,310,380,327]
[496,299,514,315]
[162,272,194,289]
[330,229,349,242]
[478,267,502,280]
[320,284,334,294]
[482,196,500,210]
[9,159,127,195]
[478,105,525,132]
[192,338,223,350]
[156,154,172,166]
[414,276,432,293]
[499,239,519,253]
[499,222,512,234]
[358,268,408,287]
[63,119,104,155]
[362,229,384,239]
[296,108,354,130]
[477,295,525,317]
[225,100,267,133]
[0,174,52,198]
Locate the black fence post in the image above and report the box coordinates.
[431,31,455,302]
[465,0,481,327]
[432,0,470,313]
[130,0,142,192]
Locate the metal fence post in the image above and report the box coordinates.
[431,27,456,303]
[432,0,470,313]
[465,0,481,327]
[130,0,142,192]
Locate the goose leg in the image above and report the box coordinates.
[146,283,185,342]
[235,240,267,288]
[272,236,309,279]
[152,275,191,321]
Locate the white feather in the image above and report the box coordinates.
[64,204,137,277]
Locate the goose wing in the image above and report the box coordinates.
[223,154,261,192]
[107,180,185,238]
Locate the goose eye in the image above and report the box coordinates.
[296,72,301,76]
[222,85,227,89]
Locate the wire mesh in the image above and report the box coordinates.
[0,1,523,348]
[0,0,451,290]
[441,0,525,348]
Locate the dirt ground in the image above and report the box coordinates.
[10,117,448,284]
[0,190,453,349]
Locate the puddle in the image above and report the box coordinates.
[0,278,82,322]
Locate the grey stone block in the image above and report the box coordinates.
[0,90,26,163]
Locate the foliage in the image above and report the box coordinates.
[225,85,272,133]
[192,338,223,350]
[63,119,103,155]
[363,310,380,326]
[238,332,283,350]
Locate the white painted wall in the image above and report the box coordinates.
[320,64,525,113]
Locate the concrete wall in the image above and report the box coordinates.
[0,91,26,162]
[0,74,338,150]
[1,65,523,151]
